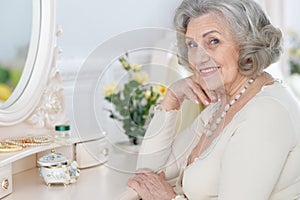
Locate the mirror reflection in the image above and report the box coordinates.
[0,0,32,103]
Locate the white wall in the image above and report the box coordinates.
[56,0,182,73]
[56,0,182,141]
[284,0,300,33]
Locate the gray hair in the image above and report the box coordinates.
[174,0,282,76]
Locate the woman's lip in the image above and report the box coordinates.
[199,66,220,77]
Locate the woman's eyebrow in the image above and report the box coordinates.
[185,30,221,41]
[202,30,221,38]
[185,36,194,41]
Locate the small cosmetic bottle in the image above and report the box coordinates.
[55,125,71,138]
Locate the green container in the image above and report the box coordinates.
[55,125,71,138]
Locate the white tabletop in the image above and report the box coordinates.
[3,152,138,200]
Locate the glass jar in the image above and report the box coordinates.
[55,125,71,138]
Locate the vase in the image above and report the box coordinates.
[128,136,143,145]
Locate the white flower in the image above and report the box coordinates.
[144,90,151,99]
[132,71,149,84]
[131,64,142,72]
[141,98,147,106]
[102,82,119,97]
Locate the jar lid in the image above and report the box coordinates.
[37,150,69,167]
[55,125,70,131]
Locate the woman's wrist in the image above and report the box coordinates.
[160,90,182,111]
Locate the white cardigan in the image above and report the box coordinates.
[122,82,300,200]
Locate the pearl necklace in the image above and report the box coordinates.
[204,78,255,137]
[4,135,54,148]
[0,142,23,152]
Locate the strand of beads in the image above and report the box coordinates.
[4,135,54,148]
[205,78,255,137]
[0,142,23,152]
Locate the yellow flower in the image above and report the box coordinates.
[132,71,149,84]
[102,82,119,97]
[153,84,167,96]
[0,83,12,101]
[296,49,300,57]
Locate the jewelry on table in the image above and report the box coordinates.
[0,142,23,152]
[4,135,54,148]
[204,77,255,137]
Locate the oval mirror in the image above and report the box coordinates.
[0,0,32,105]
[0,0,57,126]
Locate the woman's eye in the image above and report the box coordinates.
[210,39,219,45]
[187,41,198,48]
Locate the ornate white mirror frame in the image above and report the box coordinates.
[0,0,67,138]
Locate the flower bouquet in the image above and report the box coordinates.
[288,30,300,75]
[102,53,166,145]
[286,30,300,99]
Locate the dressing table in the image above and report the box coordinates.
[2,152,136,200]
[0,0,134,199]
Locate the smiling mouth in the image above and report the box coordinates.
[199,66,221,76]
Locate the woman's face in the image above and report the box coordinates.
[186,13,243,93]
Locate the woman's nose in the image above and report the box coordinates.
[189,47,210,66]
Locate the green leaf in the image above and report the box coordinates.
[0,67,10,83]
[128,80,140,88]
[124,80,140,101]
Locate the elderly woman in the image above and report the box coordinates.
[125,0,300,199]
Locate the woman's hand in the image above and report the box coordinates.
[160,75,218,111]
[127,170,176,200]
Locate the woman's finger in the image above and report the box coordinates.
[127,176,153,200]
[186,78,210,105]
[206,90,218,103]
[127,177,141,191]
[181,87,200,104]
[191,87,210,105]
[158,171,165,178]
